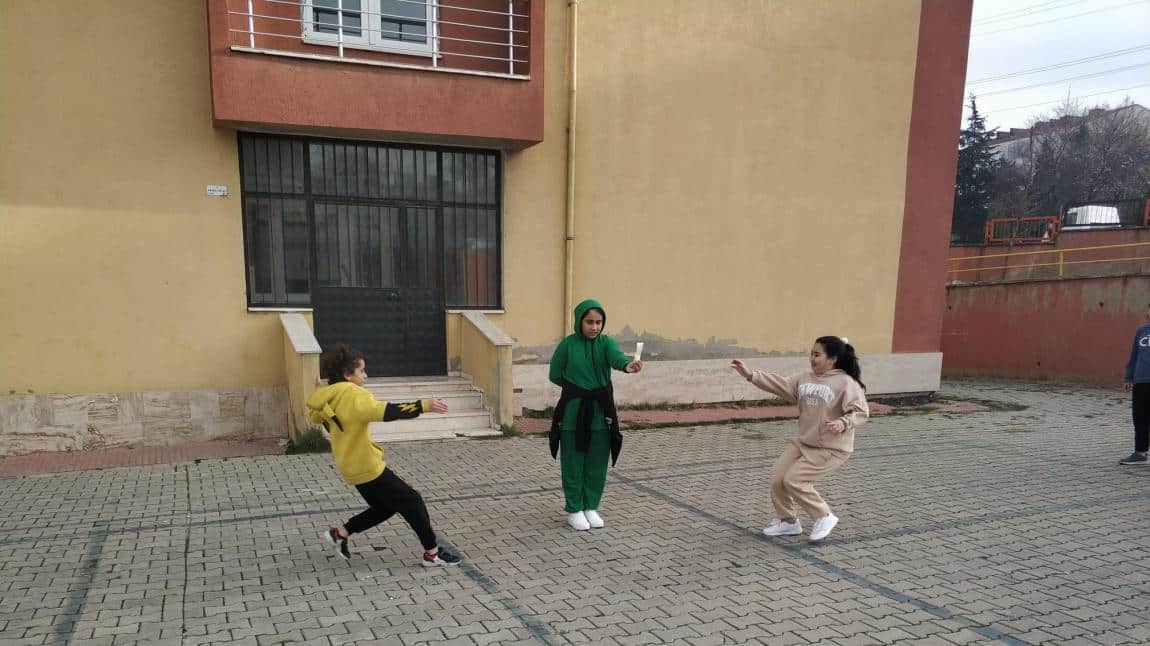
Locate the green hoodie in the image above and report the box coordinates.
[549,299,631,430]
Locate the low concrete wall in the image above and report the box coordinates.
[514,353,941,413]
[0,386,287,456]
[458,311,515,427]
[281,313,321,443]
[949,228,1150,283]
[943,275,1149,385]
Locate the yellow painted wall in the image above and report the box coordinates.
[500,0,922,356]
[1,0,924,396]
[0,1,276,393]
[499,0,574,348]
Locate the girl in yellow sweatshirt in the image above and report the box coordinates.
[731,336,869,543]
[306,344,460,567]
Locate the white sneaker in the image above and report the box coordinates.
[809,513,839,542]
[568,511,591,531]
[584,510,604,528]
[762,519,802,537]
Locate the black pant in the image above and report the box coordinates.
[1133,383,1150,452]
[345,468,437,550]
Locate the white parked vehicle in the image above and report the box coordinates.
[1062,204,1121,229]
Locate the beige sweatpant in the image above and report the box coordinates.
[770,439,849,520]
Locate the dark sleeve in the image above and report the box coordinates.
[381,400,428,422]
[1126,330,1140,382]
[549,338,568,386]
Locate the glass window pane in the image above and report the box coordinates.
[244,197,309,304]
[381,0,425,21]
[241,136,500,309]
[315,0,362,36]
[290,141,306,193]
[425,152,438,200]
[485,155,497,205]
[282,200,310,302]
[442,153,455,202]
[402,149,417,200]
[309,143,326,194]
[442,205,498,308]
[380,0,426,43]
[387,149,402,197]
[241,138,257,192]
[246,198,274,302]
[403,23,426,43]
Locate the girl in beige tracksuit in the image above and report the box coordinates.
[731,336,869,543]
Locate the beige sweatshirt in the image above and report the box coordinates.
[747,368,869,453]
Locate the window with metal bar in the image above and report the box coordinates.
[314,0,363,37]
[239,133,501,309]
[302,0,433,56]
[381,0,427,42]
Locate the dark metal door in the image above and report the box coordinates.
[312,204,445,376]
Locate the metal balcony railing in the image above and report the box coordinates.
[984,216,1059,244]
[226,0,531,79]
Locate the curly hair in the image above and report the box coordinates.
[320,344,364,384]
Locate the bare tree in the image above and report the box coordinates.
[986,100,1150,220]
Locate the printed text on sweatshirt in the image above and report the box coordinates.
[1125,322,1150,383]
[747,368,869,453]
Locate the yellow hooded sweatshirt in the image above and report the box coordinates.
[306,381,430,485]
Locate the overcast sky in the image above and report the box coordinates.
[962,0,1150,131]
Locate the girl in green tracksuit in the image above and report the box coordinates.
[549,299,643,531]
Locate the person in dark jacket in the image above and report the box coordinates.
[1121,304,1150,465]
[549,299,642,530]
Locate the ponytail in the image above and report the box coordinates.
[815,335,865,390]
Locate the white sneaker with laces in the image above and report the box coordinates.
[762,519,802,537]
[809,513,839,542]
[584,510,604,528]
[568,511,591,531]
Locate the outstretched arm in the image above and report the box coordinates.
[381,398,449,421]
[606,336,642,373]
[731,359,798,403]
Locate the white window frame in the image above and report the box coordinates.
[302,0,437,58]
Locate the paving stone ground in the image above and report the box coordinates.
[1,379,1148,645]
[0,440,285,476]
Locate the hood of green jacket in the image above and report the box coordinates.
[573,299,606,336]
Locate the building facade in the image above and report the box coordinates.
[0,0,972,455]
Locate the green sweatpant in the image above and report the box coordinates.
[560,424,610,513]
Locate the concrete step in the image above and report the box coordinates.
[372,427,502,442]
[365,375,465,383]
[364,376,472,386]
[360,390,485,412]
[363,381,480,398]
[361,375,498,442]
[369,410,499,442]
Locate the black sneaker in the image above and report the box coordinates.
[320,528,351,561]
[422,547,462,568]
[1119,452,1149,465]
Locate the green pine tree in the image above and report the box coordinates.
[952,96,1003,243]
